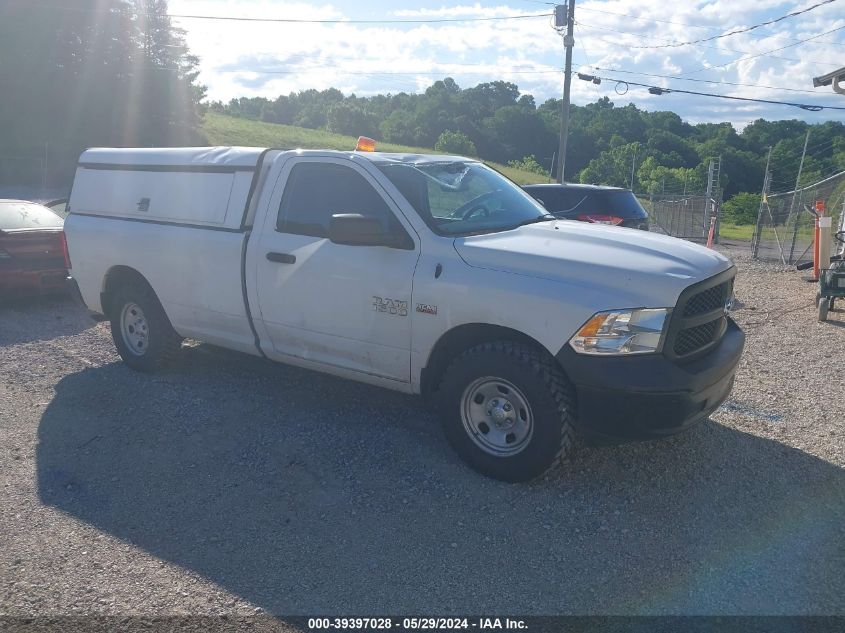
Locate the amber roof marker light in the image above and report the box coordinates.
[356,136,377,152]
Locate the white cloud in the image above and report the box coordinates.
[171,0,845,126]
[390,4,534,18]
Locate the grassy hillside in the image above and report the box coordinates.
[202,112,549,185]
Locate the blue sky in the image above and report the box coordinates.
[170,0,845,127]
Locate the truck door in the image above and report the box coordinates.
[252,158,420,383]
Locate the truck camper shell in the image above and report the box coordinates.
[70,147,272,231]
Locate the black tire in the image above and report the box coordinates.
[436,341,576,482]
[108,283,182,372]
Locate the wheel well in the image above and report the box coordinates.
[420,324,554,398]
[100,266,153,317]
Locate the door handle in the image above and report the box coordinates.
[266,252,296,264]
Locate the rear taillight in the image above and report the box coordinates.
[59,231,71,269]
[577,214,624,225]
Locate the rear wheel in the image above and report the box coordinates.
[109,284,182,372]
[436,341,576,482]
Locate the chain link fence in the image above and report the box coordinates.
[638,193,719,242]
[751,170,845,264]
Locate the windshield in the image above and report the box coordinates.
[377,161,550,236]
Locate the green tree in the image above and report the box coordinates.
[380,109,419,145]
[722,192,761,225]
[507,156,547,176]
[434,130,477,156]
[637,158,705,194]
[579,142,641,188]
[129,0,205,145]
[0,0,204,186]
[483,106,553,165]
[326,102,378,138]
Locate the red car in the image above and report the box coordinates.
[0,199,70,296]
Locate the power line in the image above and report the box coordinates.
[807,137,844,153]
[576,73,845,111]
[575,23,604,99]
[574,21,834,67]
[576,5,843,45]
[169,12,552,24]
[211,66,563,76]
[630,0,840,49]
[112,6,556,24]
[678,23,845,76]
[589,66,823,95]
[577,6,721,30]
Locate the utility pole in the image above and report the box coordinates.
[630,146,638,190]
[555,0,574,183]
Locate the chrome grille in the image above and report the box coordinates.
[666,269,735,361]
[674,319,724,357]
[683,280,732,316]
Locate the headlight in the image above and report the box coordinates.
[569,308,669,355]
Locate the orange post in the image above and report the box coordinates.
[706,215,717,248]
[812,200,825,281]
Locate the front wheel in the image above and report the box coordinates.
[109,284,182,372]
[436,341,577,482]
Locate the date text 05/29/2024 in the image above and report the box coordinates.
[307,618,527,630]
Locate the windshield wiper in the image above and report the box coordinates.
[509,214,556,229]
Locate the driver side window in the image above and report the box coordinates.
[277,162,395,237]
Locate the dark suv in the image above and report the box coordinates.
[522,183,649,231]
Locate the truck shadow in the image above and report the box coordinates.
[37,345,845,615]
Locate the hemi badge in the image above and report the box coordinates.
[416,303,437,315]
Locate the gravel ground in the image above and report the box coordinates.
[1,251,844,619]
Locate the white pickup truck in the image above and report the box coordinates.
[65,145,744,481]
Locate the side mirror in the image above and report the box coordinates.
[328,214,412,249]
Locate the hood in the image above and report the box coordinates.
[454,221,732,308]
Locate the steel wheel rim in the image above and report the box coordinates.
[460,376,533,456]
[120,302,149,356]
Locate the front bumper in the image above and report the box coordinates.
[556,318,744,442]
